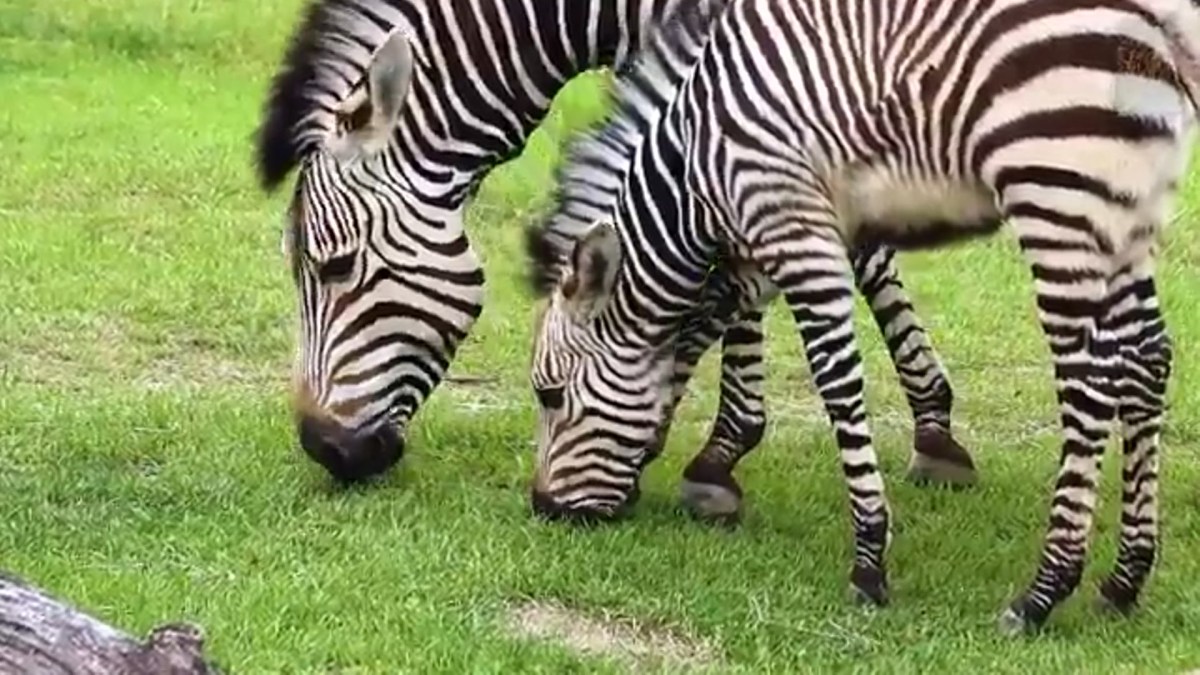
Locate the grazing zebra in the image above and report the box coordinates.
[256,0,975,495]
[527,0,1184,633]
[531,0,982,523]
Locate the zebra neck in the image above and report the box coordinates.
[381,0,685,205]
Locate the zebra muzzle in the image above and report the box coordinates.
[296,414,404,484]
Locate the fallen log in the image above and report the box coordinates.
[0,571,221,674]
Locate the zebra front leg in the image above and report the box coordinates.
[998,213,1121,635]
[757,222,891,606]
[1096,267,1170,616]
[679,310,767,526]
[645,269,744,464]
[851,244,977,487]
[647,271,767,525]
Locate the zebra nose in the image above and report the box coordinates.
[296,415,403,484]
[529,486,638,524]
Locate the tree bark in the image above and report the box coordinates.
[0,571,221,674]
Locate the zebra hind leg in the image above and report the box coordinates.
[1096,267,1170,616]
[997,210,1121,635]
[850,244,977,487]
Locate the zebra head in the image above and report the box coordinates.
[528,220,675,522]
[282,33,417,483]
[264,30,481,484]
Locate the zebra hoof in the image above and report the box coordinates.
[1096,578,1139,617]
[996,603,1041,637]
[848,564,888,607]
[908,427,977,488]
[679,479,742,527]
[679,457,742,526]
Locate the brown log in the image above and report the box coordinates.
[0,571,222,674]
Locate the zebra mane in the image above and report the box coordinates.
[524,0,725,297]
[254,0,411,192]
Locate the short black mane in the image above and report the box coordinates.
[522,0,722,298]
[525,223,567,296]
[254,0,393,192]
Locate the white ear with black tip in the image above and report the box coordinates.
[327,30,414,161]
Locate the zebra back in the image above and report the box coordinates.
[255,0,692,195]
[526,0,727,296]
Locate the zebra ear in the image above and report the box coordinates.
[561,220,621,322]
[328,30,414,161]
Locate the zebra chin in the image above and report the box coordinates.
[296,413,404,485]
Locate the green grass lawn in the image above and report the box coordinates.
[3,1,1200,672]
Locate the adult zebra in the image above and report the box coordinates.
[527,0,1183,633]
[255,0,975,497]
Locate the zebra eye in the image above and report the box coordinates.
[336,100,374,133]
[315,253,357,283]
[535,386,564,409]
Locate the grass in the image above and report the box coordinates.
[2,1,1199,672]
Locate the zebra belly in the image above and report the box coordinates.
[834,167,1003,251]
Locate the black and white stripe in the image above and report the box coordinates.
[528,0,1186,632]
[257,0,973,494]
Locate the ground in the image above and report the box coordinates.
[2,1,1200,673]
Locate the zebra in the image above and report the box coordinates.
[254,0,974,498]
[526,0,1184,633]
[529,0,978,523]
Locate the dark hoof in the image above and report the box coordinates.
[680,458,742,527]
[679,479,742,527]
[1096,577,1139,617]
[909,426,977,488]
[849,564,888,607]
[997,598,1045,637]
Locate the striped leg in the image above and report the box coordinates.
[999,208,1121,634]
[745,191,891,604]
[1098,267,1170,615]
[647,269,767,524]
[678,310,766,525]
[779,233,889,604]
[851,244,977,486]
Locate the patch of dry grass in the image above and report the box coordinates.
[0,314,284,393]
[505,600,721,673]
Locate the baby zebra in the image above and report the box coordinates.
[529,0,976,524]
[526,0,1186,633]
